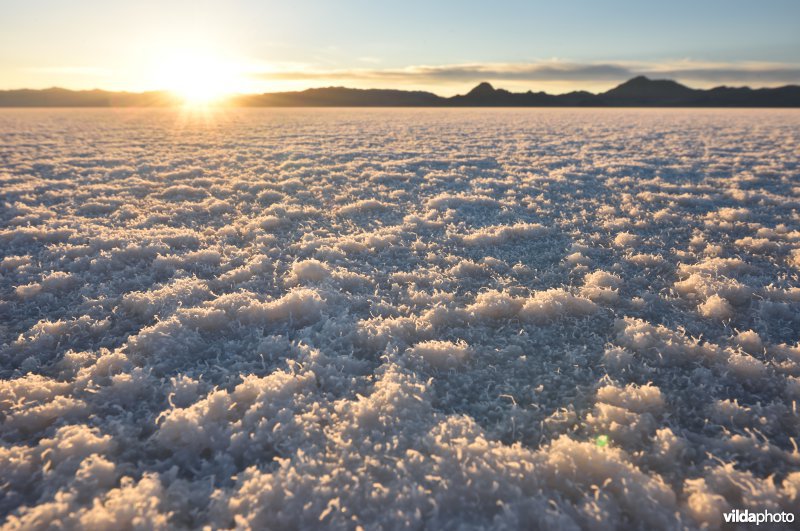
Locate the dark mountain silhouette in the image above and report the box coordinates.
[234,86,444,107]
[0,87,180,107]
[598,75,698,105]
[2,77,799,107]
[447,82,599,106]
[689,85,800,107]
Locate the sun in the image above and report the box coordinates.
[152,50,239,105]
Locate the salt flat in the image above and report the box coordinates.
[1,108,799,529]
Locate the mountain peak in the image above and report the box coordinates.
[603,76,695,102]
[468,82,496,96]
[621,75,686,87]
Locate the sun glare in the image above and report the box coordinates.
[152,51,240,105]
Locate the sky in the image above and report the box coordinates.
[1,0,799,96]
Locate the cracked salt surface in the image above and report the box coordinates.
[1,108,799,529]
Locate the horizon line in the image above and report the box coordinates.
[3,75,800,99]
[2,76,800,108]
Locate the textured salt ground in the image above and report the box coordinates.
[0,108,799,530]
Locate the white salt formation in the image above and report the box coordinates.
[1,108,799,529]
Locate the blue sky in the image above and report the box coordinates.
[1,0,799,95]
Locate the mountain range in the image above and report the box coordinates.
[2,76,799,107]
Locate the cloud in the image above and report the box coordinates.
[256,62,633,82]
[253,60,800,86]
[642,65,800,83]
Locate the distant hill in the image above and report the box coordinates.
[234,87,444,107]
[0,87,180,107]
[2,77,799,107]
[443,77,800,107]
[599,76,698,105]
